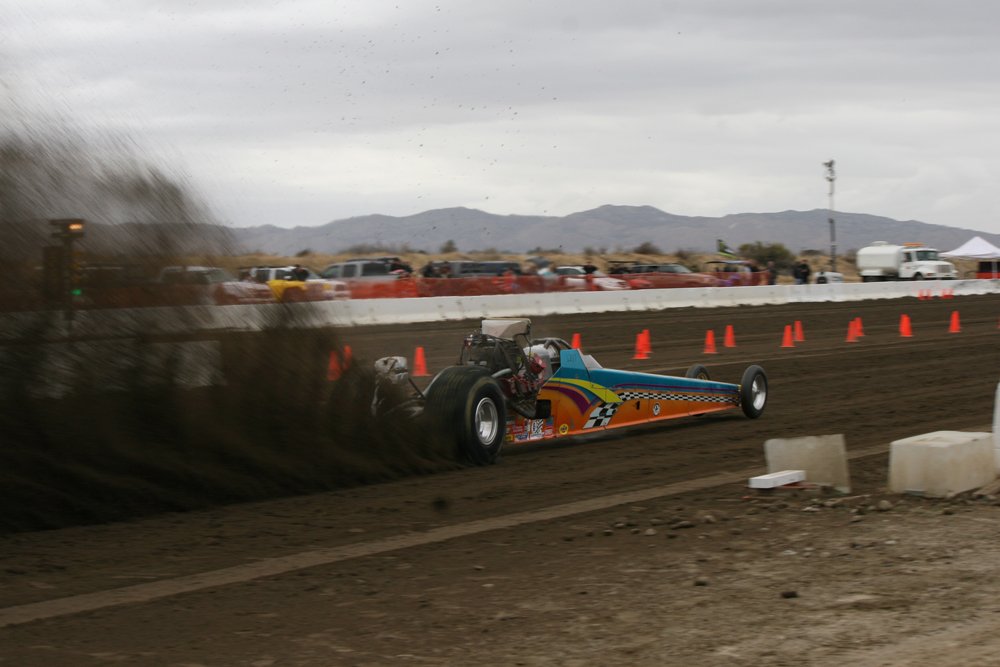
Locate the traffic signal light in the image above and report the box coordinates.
[45,218,86,306]
[50,218,85,239]
[69,250,85,296]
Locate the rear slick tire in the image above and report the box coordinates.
[739,365,768,419]
[424,366,507,465]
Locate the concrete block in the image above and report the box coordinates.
[889,431,995,497]
[764,434,851,493]
[748,470,806,489]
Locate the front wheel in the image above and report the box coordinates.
[912,273,923,281]
[739,365,768,419]
[424,366,507,465]
[685,364,710,380]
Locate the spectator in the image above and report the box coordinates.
[389,258,412,273]
[502,268,517,293]
[766,261,777,286]
[292,264,309,281]
[796,260,811,285]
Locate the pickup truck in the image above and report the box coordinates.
[245,266,350,301]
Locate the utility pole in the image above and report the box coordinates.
[823,160,837,272]
[823,160,837,273]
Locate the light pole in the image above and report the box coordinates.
[823,160,837,273]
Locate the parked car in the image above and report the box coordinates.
[546,266,631,291]
[157,266,274,305]
[320,259,418,298]
[417,260,536,296]
[613,262,720,289]
[244,265,350,301]
[344,256,413,273]
[478,261,524,276]
[419,260,469,278]
[703,260,761,286]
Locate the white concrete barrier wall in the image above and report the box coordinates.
[994,382,1000,473]
[1,279,998,338]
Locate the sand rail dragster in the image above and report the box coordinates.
[373,319,767,465]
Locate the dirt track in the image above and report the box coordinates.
[1,294,999,665]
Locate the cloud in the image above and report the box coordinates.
[3,0,1000,233]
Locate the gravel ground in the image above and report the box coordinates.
[0,294,998,665]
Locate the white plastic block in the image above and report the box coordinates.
[764,434,851,493]
[889,430,995,497]
[748,470,806,489]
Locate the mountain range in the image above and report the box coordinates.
[231,206,1000,256]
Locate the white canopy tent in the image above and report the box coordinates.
[941,236,1000,278]
[940,236,1000,259]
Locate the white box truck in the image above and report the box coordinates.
[856,242,957,281]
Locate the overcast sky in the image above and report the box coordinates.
[4,0,1000,235]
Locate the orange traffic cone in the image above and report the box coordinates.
[633,331,649,360]
[642,329,652,356]
[845,319,859,343]
[571,333,582,349]
[899,314,913,338]
[780,324,795,348]
[854,317,864,337]
[327,349,343,381]
[723,324,736,348]
[703,330,718,354]
[793,320,805,342]
[948,310,961,333]
[413,346,429,377]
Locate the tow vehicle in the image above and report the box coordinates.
[373,319,768,464]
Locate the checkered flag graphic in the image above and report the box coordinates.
[584,403,620,429]
[616,390,737,405]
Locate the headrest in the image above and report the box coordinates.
[481,318,531,340]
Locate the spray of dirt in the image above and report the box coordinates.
[0,113,458,534]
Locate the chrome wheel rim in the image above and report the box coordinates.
[751,376,767,410]
[474,397,499,446]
